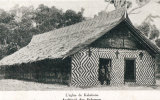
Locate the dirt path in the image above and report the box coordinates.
[0,79,160,91]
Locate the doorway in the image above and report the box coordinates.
[98,58,111,85]
[124,59,136,82]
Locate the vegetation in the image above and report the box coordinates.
[0,1,160,60]
[105,0,150,14]
[105,0,160,47]
[0,4,85,59]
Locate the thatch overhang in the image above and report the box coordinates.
[0,7,159,66]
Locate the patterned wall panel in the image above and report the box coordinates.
[71,48,155,87]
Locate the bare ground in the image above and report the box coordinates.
[0,79,160,91]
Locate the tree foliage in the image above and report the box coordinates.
[105,0,132,9]
[149,25,159,40]
[137,22,160,47]
[155,39,160,47]
[0,4,85,59]
[137,22,150,37]
[105,0,150,14]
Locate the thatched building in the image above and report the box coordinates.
[0,8,159,87]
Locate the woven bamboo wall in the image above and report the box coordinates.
[71,48,156,87]
[3,58,71,85]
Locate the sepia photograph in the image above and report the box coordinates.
[0,0,160,99]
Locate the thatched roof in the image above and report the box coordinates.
[0,7,159,66]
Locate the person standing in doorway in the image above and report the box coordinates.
[99,65,106,85]
[106,64,111,85]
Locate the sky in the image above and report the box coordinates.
[0,0,115,17]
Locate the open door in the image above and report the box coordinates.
[124,59,136,83]
[99,58,111,85]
